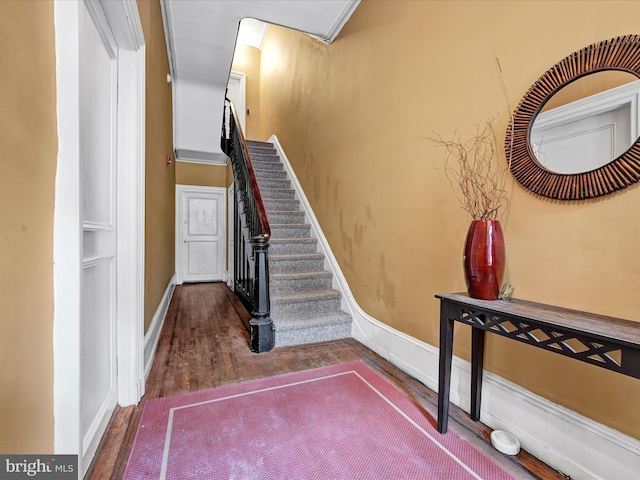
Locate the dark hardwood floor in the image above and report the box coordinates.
[85,282,567,480]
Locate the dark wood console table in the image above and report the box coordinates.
[436,293,640,434]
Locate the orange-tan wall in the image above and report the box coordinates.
[176,162,229,187]
[139,0,176,333]
[259,0,640,439]
[231,45,262,140]
[0,0,56,452]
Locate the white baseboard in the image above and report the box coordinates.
[268,134,640,480]
[144,273,177,380]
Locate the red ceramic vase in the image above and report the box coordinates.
[463,220,505,300]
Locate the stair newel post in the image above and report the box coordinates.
[250,235,274,353]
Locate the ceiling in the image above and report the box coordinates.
[160,0,360,164]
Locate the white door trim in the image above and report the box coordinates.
[78,1,119,469]
[175,185,227,284]
[53,0,145,465]
[227,184,234,288]
[115,41,146,406]
[228,71,247,133]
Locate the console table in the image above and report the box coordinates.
[436,293,640,434]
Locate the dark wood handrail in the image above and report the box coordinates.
[227,99,271,239]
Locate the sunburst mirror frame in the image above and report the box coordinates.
[506,35,640,200]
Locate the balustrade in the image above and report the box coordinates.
[222,99,273,352]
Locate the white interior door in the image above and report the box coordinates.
[177,186,226,283]
[79,1,118,472]
[227,71,246,133]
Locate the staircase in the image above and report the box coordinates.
[246,140,352,347]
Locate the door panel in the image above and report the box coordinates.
[187,241,220,275]
[179,187,226,283]
[79,1,118,468]
[188,197,219,235]
[80,259,115,431]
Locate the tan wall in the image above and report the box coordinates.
[259,0,640,439]
[139,0,176,333]
[176,162,228,187]
[0,1,56,452]
[231,45,262,140]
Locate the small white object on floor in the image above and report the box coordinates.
[491,430,521,455]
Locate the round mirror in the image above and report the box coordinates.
[506,35,640,200]
[530,71,639,175]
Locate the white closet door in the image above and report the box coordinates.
[178,186,227,283]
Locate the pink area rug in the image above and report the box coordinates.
[123,361,515,479]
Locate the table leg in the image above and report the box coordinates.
[471,326,485,422]
[437,302,455,434]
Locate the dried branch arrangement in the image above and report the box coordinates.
[428,113,510,220]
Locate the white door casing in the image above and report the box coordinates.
[227,71,246,133]
[224,71,243,288]
[531,80,640,174]
[532,106,632,174]
[227,184,234,287]
[54,0,145,475]
[176,185,226,284]
[79,1,118,469]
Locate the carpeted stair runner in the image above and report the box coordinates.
[246,139,352,347]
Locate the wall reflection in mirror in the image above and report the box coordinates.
[530,71,640,175]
